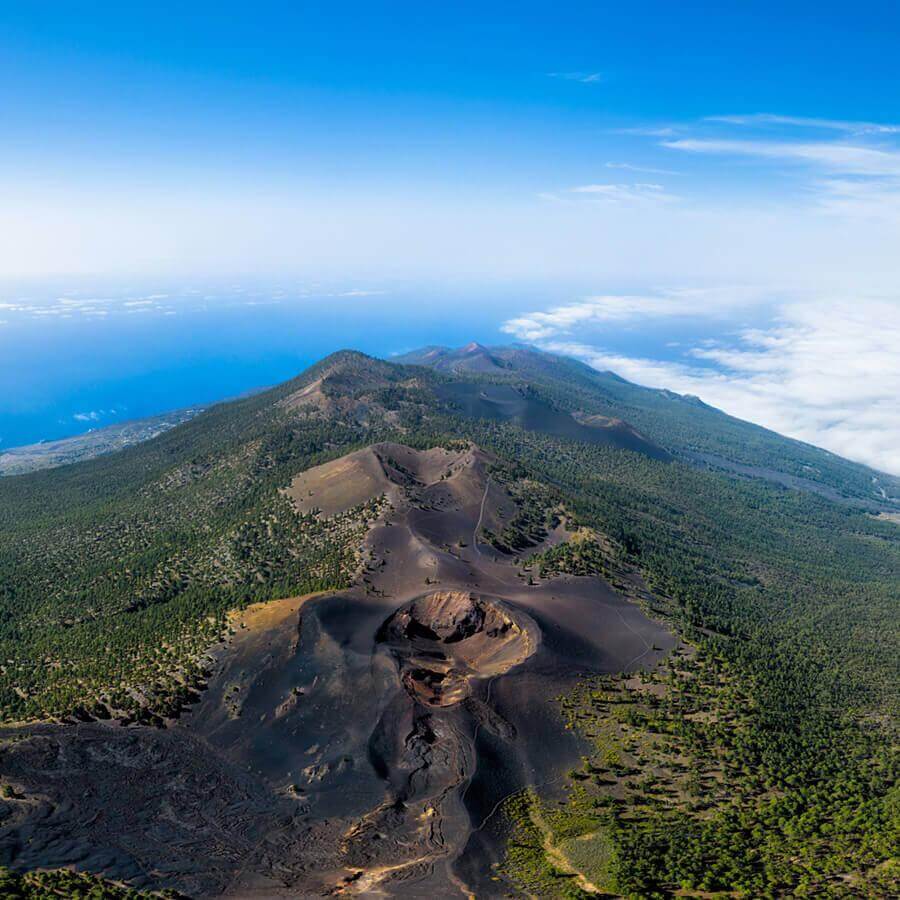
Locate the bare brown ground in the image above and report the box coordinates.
[227,591,327,633]
[283,442,474,517]
[0,442,676,898]
[282,447,389,516]
[378,591,539,707]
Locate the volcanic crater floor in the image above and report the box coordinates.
[0,442,676,897]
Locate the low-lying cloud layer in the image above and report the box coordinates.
[0,286,388,323]
[505,112,900,475]
[503,291,900,475]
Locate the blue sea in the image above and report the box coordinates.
[0,281,524,448]
[0,279,735,450]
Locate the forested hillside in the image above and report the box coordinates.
[403,343,900,508]
[0,353,412,720]
[0,348,897,895]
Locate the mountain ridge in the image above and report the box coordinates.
[5,344,896,508]
[397,342,900,508]
[0,343,897,896]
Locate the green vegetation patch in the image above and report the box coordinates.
[1,351,898,895]
[0,865,182,898]
[501,789,616,898]
[506,649,899,897]
[0,355,413,722]
[480,470,561,554]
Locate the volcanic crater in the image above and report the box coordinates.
[377,591,539,707]
[0,441,676,897]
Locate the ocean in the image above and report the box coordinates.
[0,283,522,448]
[0,279,735,451]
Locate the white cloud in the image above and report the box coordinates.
[502,291,900,475]
[605,162,681,176]
[569,183,680,204]
[73,408,120,423]
[615,126,680,137]
[336,289,387,297]
[707,113,900,135]
[812,178,900,220]
[501,287,766,340]
[548,71,603,84]
[57,297,117,307]
[664,138,900,177]
[664,130,900,221]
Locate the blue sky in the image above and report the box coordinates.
[1,3,899,473]
[4,1,900,283]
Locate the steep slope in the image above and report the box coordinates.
[395,342,510,374]
[0,439,672,896]
[432,380,670,459]
[0,348,897,897]
[409,343,900,510]
[0,351,421,722]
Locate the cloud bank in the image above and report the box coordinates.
[503,112,899,474]
[503,291,900,475]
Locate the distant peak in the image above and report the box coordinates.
[461,341,488,354]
